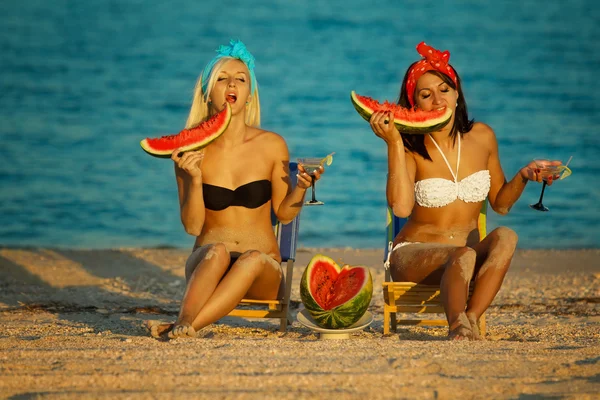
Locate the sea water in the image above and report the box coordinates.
[1,0,598,249]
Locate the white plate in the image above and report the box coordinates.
[297,309,373,339]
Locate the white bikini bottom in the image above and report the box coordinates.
[384,241,422,270]
[392,241,422,252]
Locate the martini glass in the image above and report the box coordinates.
[297,156,330,206]
[529,158,572,212]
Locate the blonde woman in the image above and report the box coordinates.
[148,40,323,339]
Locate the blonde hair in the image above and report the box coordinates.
[185,57,261,129]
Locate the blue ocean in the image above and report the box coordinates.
[1,0,598,250]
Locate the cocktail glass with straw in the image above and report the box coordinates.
[297,153,334,206]
[529,156,572,212]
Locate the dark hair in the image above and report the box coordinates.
[397,63,474,161]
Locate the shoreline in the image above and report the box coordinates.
[1,245,599,250]
[1,247,598,398]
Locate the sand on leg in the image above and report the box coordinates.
[144,243,231,339]
[389,243,477,340]
[188,250,283,332]
[466,226,518,339]
[168,243,232,338]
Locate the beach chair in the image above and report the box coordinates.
[226,162,301,332]
[382,202,488,336]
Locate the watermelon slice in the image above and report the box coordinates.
[350,91,453,134]
[140,103,232,158]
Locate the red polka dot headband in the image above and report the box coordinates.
[406,42,458,107]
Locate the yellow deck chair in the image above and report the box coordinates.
[382,202,488,336]
[226,162,301,332]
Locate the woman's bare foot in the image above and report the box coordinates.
[145,320,174,339]
[448,313,473,341]
[168,322,196,339]
[466,312,483,340]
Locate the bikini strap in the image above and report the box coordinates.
[384,241,393,270]
[428,134,460,181]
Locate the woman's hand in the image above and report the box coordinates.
[172,149,204,181]
[520,159,562,186]
[296,164,324,190]
[370,110,401,145]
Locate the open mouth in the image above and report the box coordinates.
[226,93,237,103]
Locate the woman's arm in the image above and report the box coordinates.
[483,124,524,215]
[269,135,312,224]
[172,150,206,236]
[371,111,416,218]
[483,124,558,215]
[386,140,417,218]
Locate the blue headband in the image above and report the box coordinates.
[201,39,257,99]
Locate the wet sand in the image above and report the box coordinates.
[0,247,598,399]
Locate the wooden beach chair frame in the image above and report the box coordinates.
[226,162,301,332]
[382,202,488,336]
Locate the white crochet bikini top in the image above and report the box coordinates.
[414,134,490,208]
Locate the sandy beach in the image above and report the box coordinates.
[0,247,598,399]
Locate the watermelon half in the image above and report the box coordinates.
[140,103,232,158]
[350,91,453,134]
[300,254,373,329]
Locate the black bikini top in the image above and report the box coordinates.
[202,179,272,211]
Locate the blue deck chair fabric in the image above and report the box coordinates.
[275,162,300,264]
[227,162,301,332]
[382,201,488,335]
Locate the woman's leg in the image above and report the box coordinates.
[162,250,282,338]
[148,243,231,338]
[170,243,232,336]
[390,243,477,340]
[466,227,518,338]
[186,250,282,332]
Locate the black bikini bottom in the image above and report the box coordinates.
[190,246,280,277]
[227,252,242,273]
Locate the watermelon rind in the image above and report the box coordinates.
[350,91,453,135]
[140,103,232,158]
[300,254,373,329]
